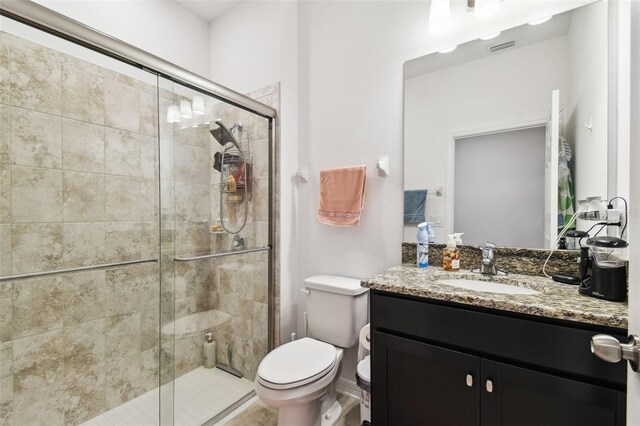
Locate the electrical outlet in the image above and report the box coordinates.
[429,215,444,227]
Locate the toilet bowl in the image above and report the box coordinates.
[255,338,344,426]
[255,275,369,426]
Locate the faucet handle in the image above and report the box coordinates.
[484,241,496,249]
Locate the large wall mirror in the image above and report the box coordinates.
[403,0,618,249]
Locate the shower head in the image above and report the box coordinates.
[210,119,237,147]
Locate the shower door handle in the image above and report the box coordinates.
[174,245,271,262]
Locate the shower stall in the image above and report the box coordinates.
[0,1,277,425]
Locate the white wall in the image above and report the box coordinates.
[208,0,595,384]
[32,0,210,75]
[296,0,587,384]
[208,1,282,94]
[566,0,608,205]
[403,36,568,242]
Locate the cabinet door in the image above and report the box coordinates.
[481,359,626,426]
[372,331,480,426]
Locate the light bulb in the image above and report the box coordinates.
[528,16,552,26]
[429,0,451,35]
[480,32,501,41]
[192,95,205,115]
[439,45,457,53]
[180,99,193,119]
[167,105,181,123]
[474,0,500,19]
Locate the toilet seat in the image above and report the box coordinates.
[257,338,337,390]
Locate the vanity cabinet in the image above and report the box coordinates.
[370,291,627,426]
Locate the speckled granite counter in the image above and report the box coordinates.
[362,265,628,330]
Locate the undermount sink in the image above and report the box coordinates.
[437,279,540,295]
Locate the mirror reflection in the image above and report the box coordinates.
[403,1,608,248]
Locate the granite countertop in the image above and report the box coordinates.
[362,265,628,330]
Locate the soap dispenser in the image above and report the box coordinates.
[443,234,460,271]
[204,333,216,369]
[454,233,464,267]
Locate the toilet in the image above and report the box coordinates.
[255,275,369,426]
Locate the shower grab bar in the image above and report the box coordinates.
[174,246,271,262]
[0,258,159,282]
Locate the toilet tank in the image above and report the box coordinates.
[304,275,369,348]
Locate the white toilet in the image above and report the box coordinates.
[255,275,369,426]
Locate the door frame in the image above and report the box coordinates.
[444,118,547,238]
[626,0,639,423]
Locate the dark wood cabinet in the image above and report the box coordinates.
[371,291,627,426]
[480,359,625,426]
[374,331,479,425]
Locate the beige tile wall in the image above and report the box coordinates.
[0,31,161,426]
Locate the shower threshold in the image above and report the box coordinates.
[82,367,254,426]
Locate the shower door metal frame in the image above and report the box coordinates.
[0,0,279,373]
[0,0,276,119]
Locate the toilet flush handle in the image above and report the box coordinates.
[301,288,310,296]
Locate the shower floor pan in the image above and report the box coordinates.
[82,366,254,426]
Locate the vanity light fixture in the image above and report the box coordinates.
[167,104,181,123]
[429,0,451,35]
[192,95,205,115]
[180,99,193,119]
[474,0,500,19]
[480,31,501,41]
[439,45,458,53]
[528,16,553,26]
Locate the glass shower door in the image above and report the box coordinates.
[158,77,272,425]
[0,17,162,426]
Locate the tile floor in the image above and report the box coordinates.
[82,367,254,426]
[218,392,362,426]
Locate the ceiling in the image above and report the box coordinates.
[405,7,573,79]
[174,0,243,22]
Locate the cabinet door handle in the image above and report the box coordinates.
[466,374,473,387]
[486,379,494,393]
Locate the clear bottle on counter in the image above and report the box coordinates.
[443,234,460,271]
[426,222,435,244]
[417,222,429,268]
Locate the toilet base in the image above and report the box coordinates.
[321,400,342,426]
[275,399,342,426]
[277,399,321,426]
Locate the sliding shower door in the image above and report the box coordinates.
[0,19,162,426]
[158,77,274,425]
[1,7,275,426]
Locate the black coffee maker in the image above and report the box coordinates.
[578,236,628,302]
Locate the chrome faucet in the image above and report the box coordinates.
[473,242,508,276]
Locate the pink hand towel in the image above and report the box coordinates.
[317,165,367,226]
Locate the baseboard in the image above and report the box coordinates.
[337,377,361,398]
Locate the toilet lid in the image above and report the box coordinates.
[258,338,337,388]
